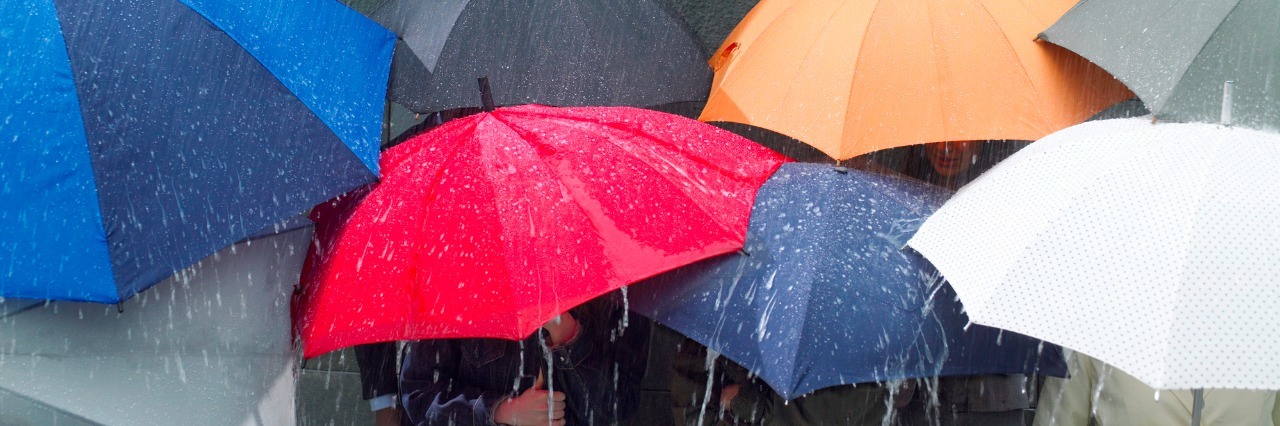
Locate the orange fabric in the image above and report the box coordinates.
[700,0,1133,160]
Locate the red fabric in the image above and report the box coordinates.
[295,105,788,358]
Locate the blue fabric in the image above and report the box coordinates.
[0,0,116,301]
[630,163,1067,399]
[0,0,393,302]
[182,0,393,173]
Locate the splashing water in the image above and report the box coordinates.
[696,348,720,426]
[619,286,629,330]
[540,323,556,426]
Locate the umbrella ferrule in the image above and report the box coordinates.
[1221,80,1234,126]
[478,76,496,112]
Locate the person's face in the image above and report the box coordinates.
[924,141,983,178]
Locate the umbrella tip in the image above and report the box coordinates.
[1221,80,1235,126]
[832,166,849,174]
[477,76,496,113]
[1032,33,1045,43]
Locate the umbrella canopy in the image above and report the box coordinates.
[295,104,789,358]
[368,0,713,114]
[1039,0,1280,130]
[0,227,305,425]
[699,0,1133,160]
[0,0,394,303]
[665,0,761,55]
[907,118,1280,390]
[630,163,1066,399]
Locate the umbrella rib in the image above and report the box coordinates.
[816,0,875,156]
[484,111,620,335]
[1155,0,1245,119]
[972,0,1052,134]
[400,119,496,339]
[477,113,562,337]
[652,0,705,57]
[834,0,885,153]
[537,112,751,241]
[1157,132,1226,388]
[922,0,953,144]
[782,183,843,397]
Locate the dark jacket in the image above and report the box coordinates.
[670,337,887,426]
[355,341,399,400]
[401,293,650,426]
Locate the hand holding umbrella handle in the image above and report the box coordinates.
[493,373,567,426]
[541,313,579,348]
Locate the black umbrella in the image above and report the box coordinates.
[368,0,713,113]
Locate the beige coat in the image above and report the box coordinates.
[1035,350,1280,426]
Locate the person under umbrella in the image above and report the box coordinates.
[670,337,890,425]
[294,83,789,425]
[400,291,649,426]
[899,140,1031,191]
[907,117,1280,425]
[1034,350,1280,426]
[895,140,1038,426]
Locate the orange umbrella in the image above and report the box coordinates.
[700,0,1134,160]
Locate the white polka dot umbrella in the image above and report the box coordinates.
[907,117,1280,391]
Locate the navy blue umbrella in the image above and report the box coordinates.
[0,0,394,303]
[630,163,1066,400]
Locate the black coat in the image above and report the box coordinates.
[401,292,650,425]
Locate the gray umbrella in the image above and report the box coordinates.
[368,0,713,114]
[665,0,760,55]
[1038,0,1280,130]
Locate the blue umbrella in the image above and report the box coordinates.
[0,0,394,303]
[630,163,1066,400]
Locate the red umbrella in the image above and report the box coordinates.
[294,104,788,358]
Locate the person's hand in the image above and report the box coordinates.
[893,380,917,408]
[373,407,401,426]
[494,373,566,426]
[541,313,579,348]
[719,384,741,408]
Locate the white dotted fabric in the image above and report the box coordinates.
[907,118,1280,390]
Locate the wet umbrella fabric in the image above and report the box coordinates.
[907,118,1280,391]
[663,0,760,55]
[0,0,394,303]
[368,0,713,114]
[629,163,1067,400]
[1039,0,1280,130]
[295,104,789,358]
[698,0,1133,160]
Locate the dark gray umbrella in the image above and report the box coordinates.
[1039,0,1280,130]
[666,0,760,55]
[368,0,713,114]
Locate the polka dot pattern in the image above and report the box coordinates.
[907,118,1280,390]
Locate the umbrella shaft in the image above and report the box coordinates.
[1191,389,1204,426]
